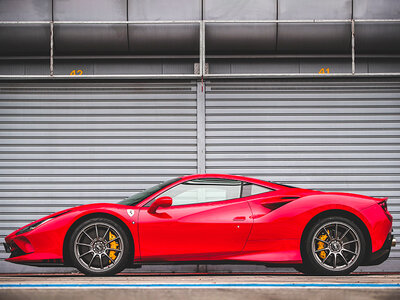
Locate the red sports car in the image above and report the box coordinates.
[4,174,396,276]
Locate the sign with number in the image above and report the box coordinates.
[70,70,83,75]
[319,68,330,74]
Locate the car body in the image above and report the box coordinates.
[3,174,395,275]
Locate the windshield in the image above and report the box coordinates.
[118,177,181,206]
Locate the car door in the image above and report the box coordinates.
[138,178,253,261]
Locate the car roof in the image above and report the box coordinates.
[179,174,289,190]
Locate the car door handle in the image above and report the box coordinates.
[233,216,246,221]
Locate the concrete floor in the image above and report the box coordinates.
[0,273,399,300]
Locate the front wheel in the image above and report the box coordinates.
[303,217,366,276]
[68,217,131,276]
[293,264,314,275]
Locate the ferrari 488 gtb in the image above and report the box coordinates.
[4,174,395,276]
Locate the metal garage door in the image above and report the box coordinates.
[0,81,198,271]
[205,79,400,271]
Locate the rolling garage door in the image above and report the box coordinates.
[0,81,198,271]
[205,79,400,271]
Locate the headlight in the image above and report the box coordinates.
[16,218,53,235]
[16,211,70,235]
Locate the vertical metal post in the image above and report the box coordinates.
[199,21,203,76]
[50,21,54,76]
[200,21,206,77]
[196,81,206,174]
[351,19,355,75]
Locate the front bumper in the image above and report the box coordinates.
[363,233,395,266]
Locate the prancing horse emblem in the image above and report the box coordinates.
[127,209,134,217]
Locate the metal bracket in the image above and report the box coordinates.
[194,63,209,75]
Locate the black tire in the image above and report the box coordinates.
[302,216,366,276]
[293,264,314,275]
[68,217,131,276]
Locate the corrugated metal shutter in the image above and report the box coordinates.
[0,81,198,264]
[205,79,400,270]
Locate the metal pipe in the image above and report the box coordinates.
[205,19,400,23]
[3,54,400,60]
[54,20,201,24]
[0,20,352,24]
[196,81,206,174]
[0,21,50,24]
[204,19,352,23]
[2,73,400,80]
[199,21,204,76]
[50,21,54,76]
[1,19,399,25]
[355,19,400,23]
[0,74,201,79]
[204,72,400,78]
[351,19,355,75]
[201,21,206,76]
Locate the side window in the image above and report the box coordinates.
[242,183,273,197]
[158,178,242,206]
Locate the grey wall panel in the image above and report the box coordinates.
[129,0,201,20]
[0,59,196,76]
[229,59,299,74]
[0,60,50,75]
[205,0,276,54]
[205,79,400,270]
[277,0,352,54]
[128,0,201,54]
[129,25,200,54]
[354,0,400,54]
[207,58,377,75]
[1,0,400,56]
[0,81,198,262]
[0,0,51,55]
[54,0,128,54]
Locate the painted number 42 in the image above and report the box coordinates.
[319,68,330,74]
[70,70,83,75]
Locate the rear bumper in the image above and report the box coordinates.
[363,233,395,266]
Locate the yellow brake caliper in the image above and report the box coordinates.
[108,231,119,263]
[317,230,329,260]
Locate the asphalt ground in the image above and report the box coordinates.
[0,272,399,300]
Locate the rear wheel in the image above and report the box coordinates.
[303,217,366,276]
[68,217,131,276]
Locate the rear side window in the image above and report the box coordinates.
[242,183,273,198]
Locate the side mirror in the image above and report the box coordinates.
[148,196,172,214]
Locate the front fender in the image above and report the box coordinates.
[5,203,140,264]
[63,204,140,261]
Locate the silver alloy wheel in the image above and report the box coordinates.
[311,221,361,271]
[73,222,124,272]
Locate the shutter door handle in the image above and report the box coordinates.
[233,216,246,221]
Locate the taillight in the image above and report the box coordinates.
[378,200,392,221]
[379,200,388,212]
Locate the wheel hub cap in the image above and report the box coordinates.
[92,240,105,254]
[329,240,342,252]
